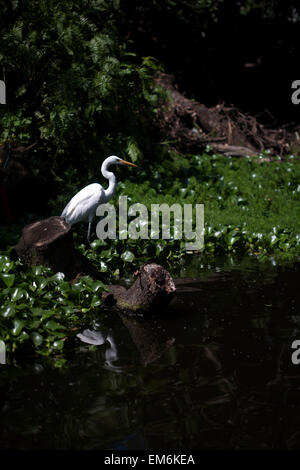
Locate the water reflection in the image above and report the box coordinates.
[0,256,299,449]
[77,329,122,372]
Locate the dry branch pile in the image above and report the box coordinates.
[156,73,300,158]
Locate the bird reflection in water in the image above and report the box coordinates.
[77,328,123,372]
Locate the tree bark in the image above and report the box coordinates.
[103,263,176,313]
[12,216,104,281]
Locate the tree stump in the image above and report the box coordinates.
[12,216,104,281]
[103,263,176,313]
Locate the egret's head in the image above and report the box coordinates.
[107,155,137,167]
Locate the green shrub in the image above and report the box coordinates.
[0,0,163,176]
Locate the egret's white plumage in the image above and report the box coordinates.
[61,155,136,243]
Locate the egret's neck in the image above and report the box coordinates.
[102,164,117,202]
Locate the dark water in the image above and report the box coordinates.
[0,255,300,450]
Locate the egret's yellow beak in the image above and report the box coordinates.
[120,159,137,167]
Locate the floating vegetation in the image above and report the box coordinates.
[0,254,106,361]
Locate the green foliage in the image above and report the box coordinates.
[0,110,32,143]
[0,253,106,360]
[0,0,163,173]
[96,151,300,261]
[80,237,185,278]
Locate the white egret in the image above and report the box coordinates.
[61,155,137,243]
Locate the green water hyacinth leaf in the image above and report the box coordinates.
[30,320,41,329]
[43,292,53,300]
[62,305,74,315]
[101,249,112,258]
[11,287,24,301]
[12,319,24,336]
[51,272,65,282]
[29,281,37,292]
[91,280,105,292]
[37,278,48,290]
[57,281,71,294]
[31,307,45,316]
[0,256,13,272]
[53,340,64,350]
[2,304,15,318]
[31,332,43,347]
[269,235,278,246]
[155,244,163,256]
[19,330,29,341]
[0,254,9,264]
[54,358,67,368]
[226,234,238,246]
[99,261,108,271]
[41,311,55,321]
[91,239,107,249]
[121,250,135,262]
[91,295,101,307]
[72,282,84,292]
[0,273,15,287]
[32,266,47,276]
[45,320,64,331]
[54,332,67,339]
[15,303,30,311]
[279,242,290,251]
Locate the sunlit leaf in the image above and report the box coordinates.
[12,320,24,336]
[121,250,135,262]
[1,304,15,318]
[0,274,15,288]
[45,320,64,331]
[31,332,43,347]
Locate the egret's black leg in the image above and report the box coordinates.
[87,221,92,247]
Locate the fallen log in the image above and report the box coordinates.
[210,143,258,157]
